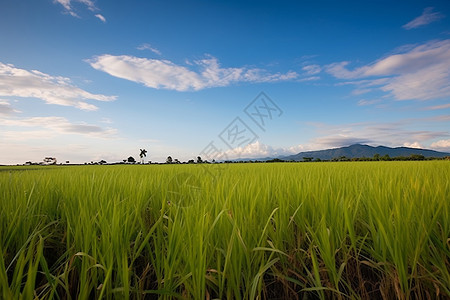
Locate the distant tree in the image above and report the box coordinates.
[187,159,195,164]
[314,158,321,162]
[174,158,180,164]
[99,160,107,165]
[43,157,57,165]
[197,156,203,164]
[303,157,313,162]
[267,158,285,163]
[410,154,425,160]
[127,156,136,163]
[381,154,390,161]
[166,156,173,164]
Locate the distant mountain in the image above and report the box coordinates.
[282,144,450,161]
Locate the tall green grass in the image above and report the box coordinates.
[0,161,448,299]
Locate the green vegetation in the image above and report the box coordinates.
[0,162,449,299]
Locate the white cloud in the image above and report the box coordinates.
[54,0,76,16]
[403,142,423,149]
[0,117,117,138]
[137,43,162,55]
[380,63,450,100]
[403,7,445,30]
[79,0,96,11]
[0,100,20,115]
[352,88,372,95]
[298,76,320,82]
[326,39,450,101]
[221,141,308,159]
[424,103,450,110]
[0,62,116,110]
[311,135,372,148]
[100,117,113,124]
[302,64,321,75]
[357,99,382,106]
[54,0,97,17]
[430,139,450,152]
[95,14,106,23]
[87,54,298,91]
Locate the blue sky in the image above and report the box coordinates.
[1,0,449,164]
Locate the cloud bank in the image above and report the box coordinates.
[88,55,298,91]
[0,62,116,110]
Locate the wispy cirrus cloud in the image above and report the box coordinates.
[402,7,445,30]
[0,116,117,139]
[54,0,106,22]
[54,0,96,17]
[298,76,320,82]
[326,39,450,101]
[0,62,116,111]
[302,64,321,75]
[137,43,162,55]
[423,103,450,110]
[357,99,382,106]
[87,54,298,91]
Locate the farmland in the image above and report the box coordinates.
[0,162,449,299]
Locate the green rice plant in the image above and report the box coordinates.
[0,161,448,299]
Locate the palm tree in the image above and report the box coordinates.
[140,149,147,164]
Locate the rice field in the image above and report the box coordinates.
[0,161,449,299]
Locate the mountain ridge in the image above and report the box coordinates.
[281,144,450,161]
[231,144,450,162]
